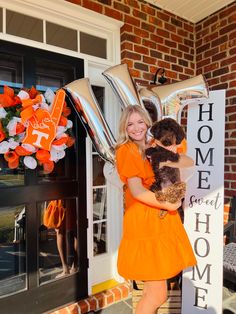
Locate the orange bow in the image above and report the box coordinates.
[0,86,21,108]
[20,94,44,123]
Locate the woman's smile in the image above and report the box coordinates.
[126,112,148,144]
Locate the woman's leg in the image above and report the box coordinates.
[135,280,167,314]
[55,228,69,275]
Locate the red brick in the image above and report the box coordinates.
[149,16,163,27]
[114,1,130,13]
[141,3,155,16]
[143,72,154,81]
[121,33,141,44]
[122,59,134,69]
[165,39,177,48]
[125,0,140,9]
[171,33,183,43]
[178,43,190,53]
[134,27,149,38]
[156,28,170,38]
[156,11,170,22]
[121,50,141,60]
[77,300,89,313]
[133,9,147,21]
[124,15,140,27]
[142,39,156,49]
[133,44,149,55]
[157,60,171,69]
[143,56,157,65]
[83,0,103,13]
[104,7,122,20]
[130,68,141,78]
[165,22,176,33]
[141,21,155,32]
[67,304,79,314]
[94,293,106,308]
[150,33,164,44]
[156,44,170,54]
[121,42,133,51]
[204,47,219,58]
[164,54,177,64]
[203,15,218,28]
[103,291,114,305]
[121,24,133,33]
[220,23,236,35]
[111,287,122,301]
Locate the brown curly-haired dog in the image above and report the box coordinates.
[146,118,186,218]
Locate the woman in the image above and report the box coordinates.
[115,105,196,314]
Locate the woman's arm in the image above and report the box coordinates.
[127,177,181,211]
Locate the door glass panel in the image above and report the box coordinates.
[6,10,43,42]
[35,58,77,91]
[93,222,107,256]
[93,185,107,256]
[46,22,77,52]
[0,158,24,187]
[0,52,23,89]
[38,198,78,285]
[93,155,105,186]
[93,188,107,222]
[0,8,2,33]
[0,205,26,297]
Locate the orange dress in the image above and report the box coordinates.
[116,141,197,281]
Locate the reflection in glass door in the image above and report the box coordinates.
[0,205,26,297]
[38,198,78,285]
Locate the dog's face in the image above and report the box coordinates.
[150,118,185,146]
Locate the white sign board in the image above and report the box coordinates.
[182,90,225,314]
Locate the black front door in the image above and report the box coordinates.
[0,41,88,313]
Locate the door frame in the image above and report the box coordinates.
[0,0,123,296]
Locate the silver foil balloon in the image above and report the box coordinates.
[103,63,209,124]
[64,78,116,163]
[102,63,144,109]
[139,74,209,123]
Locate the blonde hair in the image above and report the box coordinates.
[115,105,152,149]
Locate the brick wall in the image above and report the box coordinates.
[195,2,236,203]
[67,0,195,84]
[66,0,236,204]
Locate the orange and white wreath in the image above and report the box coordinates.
[0,85,75,174]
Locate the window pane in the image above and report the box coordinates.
[93,155,105,186]
[0,157,24,187]
[0,8,2,33]
[0,205,26,297]
[80,32,107,59]
[46,22,77,52]
[93,222,107,256]
[38,198,78,285]
[0,52,23,88]
[91,86,104,112]
[6,10,43,42]
[93,187,107,222]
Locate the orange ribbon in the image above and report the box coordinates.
[20,94,44,123]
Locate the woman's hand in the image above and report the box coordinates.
[127,177,182,210]
[160,200,181,211]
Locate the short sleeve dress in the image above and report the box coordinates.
[116,141,197,281]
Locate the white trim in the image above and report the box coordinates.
[0,0,123,63]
